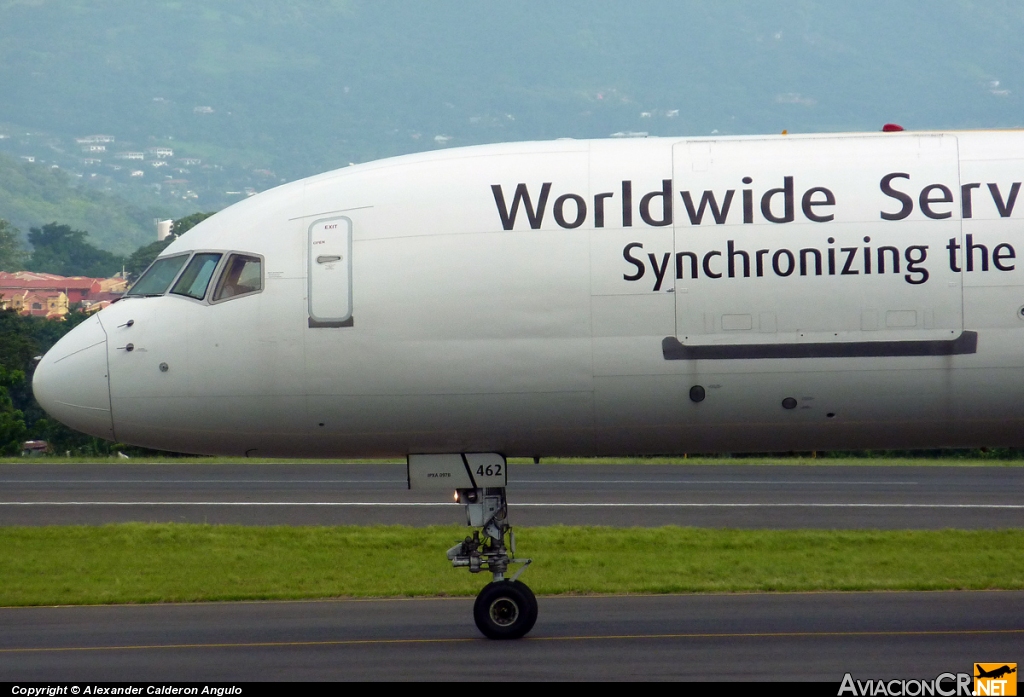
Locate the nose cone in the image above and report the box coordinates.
[33,315,114,441]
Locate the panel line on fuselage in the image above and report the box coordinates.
[288,204,373,221]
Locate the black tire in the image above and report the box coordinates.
[473,580,538,640]
[514,580,539,628]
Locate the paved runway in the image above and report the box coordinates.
[0,591,1019,681]
[0,463,1020,528]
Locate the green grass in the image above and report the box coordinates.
[0,525,1021,607]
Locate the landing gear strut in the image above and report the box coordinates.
[447,487,535,639]
[406,453,536,640]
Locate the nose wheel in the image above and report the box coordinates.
[474,580,538,640]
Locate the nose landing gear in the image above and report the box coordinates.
[407,453,536,640]
[447,487,535,639]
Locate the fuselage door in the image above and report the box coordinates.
[671,135,964,356]
[308,216,353,327]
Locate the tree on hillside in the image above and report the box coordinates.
[125,239,174,279]
[0,308,34,456]
[0,365,27,456]
[125,212,216,279]
[25,223,125,278]
[0,306,54,445]
[173,212,216,237]
[0,219,27,271]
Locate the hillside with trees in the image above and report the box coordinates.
[1,1,1023,253]
[0,153,176,254]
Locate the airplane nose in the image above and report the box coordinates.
[32,314,115,441]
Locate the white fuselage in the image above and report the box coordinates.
[32,131,1024,457]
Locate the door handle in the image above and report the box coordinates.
[316,255,342,264]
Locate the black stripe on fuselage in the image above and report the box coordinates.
[662,331,978,360]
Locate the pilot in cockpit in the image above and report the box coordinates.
[212,254,261,300]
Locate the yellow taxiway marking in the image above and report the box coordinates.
[1,628,1020,653]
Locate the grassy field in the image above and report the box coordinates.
[3,456,1024,466]
[0,525,1021,607]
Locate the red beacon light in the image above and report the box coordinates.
[882,123,905,132]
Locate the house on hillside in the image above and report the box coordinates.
[0,272,127,319]
[1,289,69,319]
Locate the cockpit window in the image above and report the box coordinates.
[127,254,190,296]
[212,254,262,302]
[170,253,222,300]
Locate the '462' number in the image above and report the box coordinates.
[476,464,502,477]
